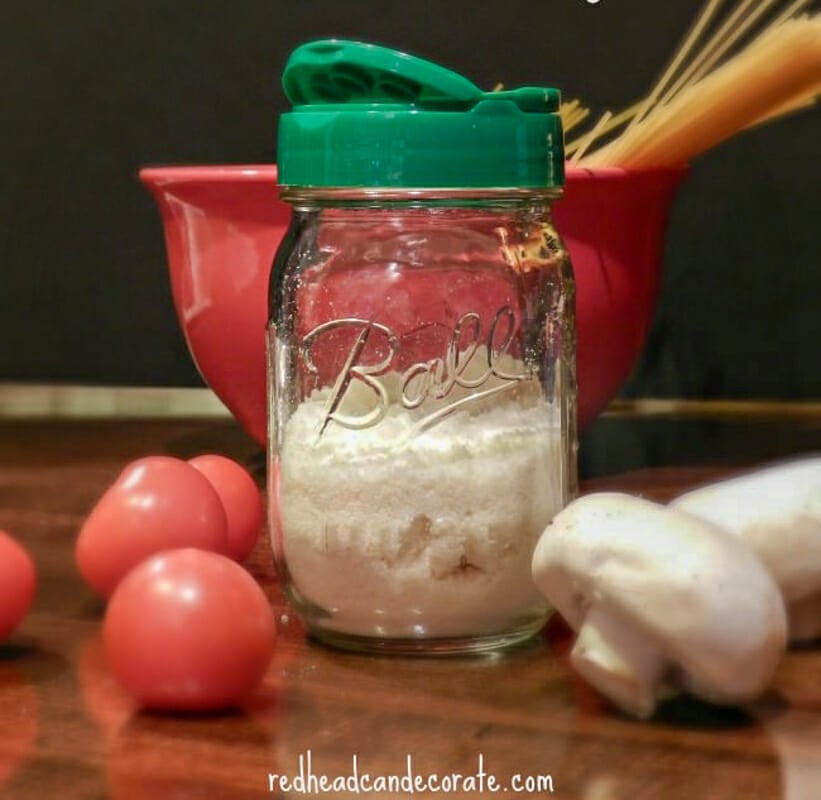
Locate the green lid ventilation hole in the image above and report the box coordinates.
[306,63,422,104]
[283,39,484,107]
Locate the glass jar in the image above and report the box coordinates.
[267,40,576,654]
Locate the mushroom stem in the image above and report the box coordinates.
[571,604,667,719]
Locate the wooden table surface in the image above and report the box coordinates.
[1,415,820,800]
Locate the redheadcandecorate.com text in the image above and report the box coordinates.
[268,752,554,795]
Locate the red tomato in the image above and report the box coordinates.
[188,454,263,562]
[0,530,36,642]
[76,456,228,597]
[103,549,276,711]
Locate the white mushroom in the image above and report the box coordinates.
[671,457,821,642]
[532,492,787,719]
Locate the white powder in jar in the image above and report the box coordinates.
[277,369,565,639]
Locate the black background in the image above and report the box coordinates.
[1,0,819,398]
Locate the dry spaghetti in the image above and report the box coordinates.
[560,0,820,168]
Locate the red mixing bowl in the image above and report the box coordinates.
[140,164,685,445]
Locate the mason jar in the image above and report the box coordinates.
[267,40,576,654]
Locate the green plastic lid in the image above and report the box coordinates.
[277,40,564,190]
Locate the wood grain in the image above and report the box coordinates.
[0,417,819,799]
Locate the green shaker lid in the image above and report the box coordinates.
[277,39,564,189]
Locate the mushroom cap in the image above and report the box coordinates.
[532,492,787,702]
[671,458,821,604]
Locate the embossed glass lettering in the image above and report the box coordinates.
[301,308,531,435]
[301,319,399,434]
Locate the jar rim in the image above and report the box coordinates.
[279,186,563,208]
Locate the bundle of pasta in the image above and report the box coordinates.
[561,0,821,168]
